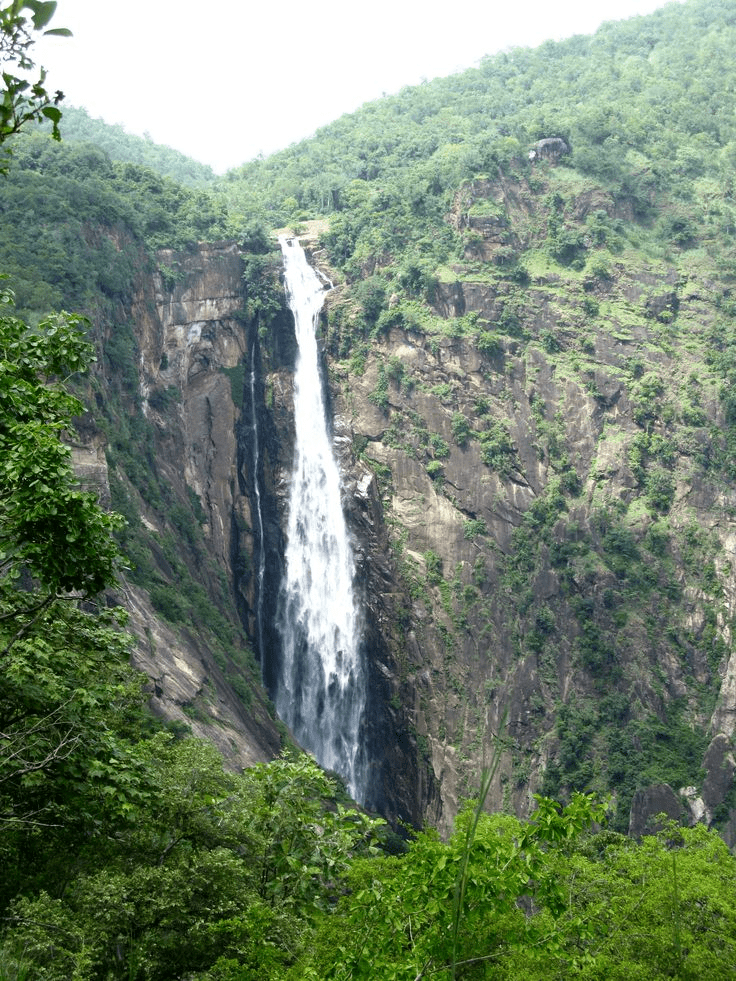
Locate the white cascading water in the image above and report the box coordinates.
[275,235,366,801]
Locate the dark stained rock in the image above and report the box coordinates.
[629,784,686,837]
[529,137,570,161]
[702,734,736,815]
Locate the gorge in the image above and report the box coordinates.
[78,195,736,841]
[3,0,736,847]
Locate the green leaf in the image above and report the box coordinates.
[24,1,57,32]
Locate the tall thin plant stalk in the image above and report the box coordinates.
[671,850,684,977]
[449,713,508,980]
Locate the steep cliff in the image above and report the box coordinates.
[316,166,736,840]
[70,230,428,825]
[75,235,282,769]
[66,174,736,843]
[243,238,431,825]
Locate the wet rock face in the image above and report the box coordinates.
[338,421,436,826]
[245,322,305,711]
[703,735,735,805]
[702,734,736,847]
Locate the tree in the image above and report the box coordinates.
[0,290,132,841]
[301,792,606,980]
[0,1,69,166]
[0,294,122,603]
[0,746,383,980]
[0,0,138,841]
[499,822,736,980]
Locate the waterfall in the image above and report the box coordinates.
[275,235,366,802]
[250,339,266,660]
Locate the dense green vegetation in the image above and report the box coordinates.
[0,132,229,320]
[224,0,736,272]
[41,106,218,186]
[299,807,736,980]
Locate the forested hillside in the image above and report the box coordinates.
[42,105,218,186]
[0,133,228,317]
[2,0,736,977]
[226,0,736,249]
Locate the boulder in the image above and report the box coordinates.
[629,784,686,837]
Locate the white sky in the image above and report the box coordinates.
[33,0,680,173]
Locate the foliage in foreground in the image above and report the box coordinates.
[1,742,383,981]
[3,719,735,981]
[297,804,736,981]
[0,290,121,595]
[0,0,68,168]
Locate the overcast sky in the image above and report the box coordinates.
[34,0,680,173]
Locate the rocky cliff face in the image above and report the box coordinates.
[78,237,282,770]
[78,177,736,843]
[76,234,430,825]
[317,168,736,841]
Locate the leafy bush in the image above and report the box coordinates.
[477,420,516,474]
[451,411,472,447]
